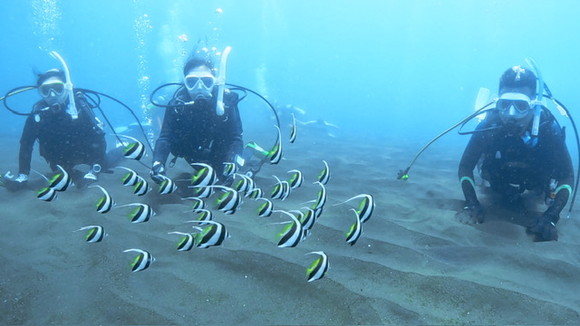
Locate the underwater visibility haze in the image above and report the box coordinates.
[1,0,580,325]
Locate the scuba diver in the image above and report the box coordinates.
[456,66,574,241]
[398,62,578,242]
[2,52,140,191]
[3,68,110,189]
[149,46,244,184]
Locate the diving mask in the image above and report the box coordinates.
[39,80,65,97]
[39,79,68,106]
[497,92,533,121]
[184,73,216,100]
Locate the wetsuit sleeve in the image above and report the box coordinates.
[223,93,244,162]
[544,124,574,221]
[76,93,107,165]
[458,131,486,207]
[18,115,38,175]
[152,107,174,165]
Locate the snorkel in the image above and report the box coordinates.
[50,51,78,119]
[215,46,232,116]
[525,57,544,137]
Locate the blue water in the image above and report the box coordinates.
[1,0,580,147]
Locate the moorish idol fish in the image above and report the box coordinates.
[257,198,274,217]
[334,194,375,223]
[299,207,316,231]
[36,187,58,201]
[185,208,213,225]
[75,225,107,243]
[168,232,195,251]
[123,248,155,272]
[289,113,297,143]
[116,166,140,186]
[246,187,263,199]
[223,162,238,178]
[305,251,329,282]
[158,175,178,195]
[312,181,327,211]
[117,203,155,223]
[208,185,241,214]
[181,197,205,212]
[233,173,253,194]
[189,185,214,198]
[287,169,303,190]
[317,160,330,185]
[268,125,283,164]
[89,185,115,213]
[189,220,229,249]
[133,176,151,196]
[119,135,146,160]
[190,163,217,187]
[346,208,363,246]
[49,165,72,191]
[274,210,304,248]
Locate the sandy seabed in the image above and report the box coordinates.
[1,132,579,325]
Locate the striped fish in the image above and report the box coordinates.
[75,225,107,243]
[311,181,327,211]
[275,210,304,248]
[158,175,178,194]
[49,165,72,191]
[287,169,303,190]
[223,162,238,177]
[117,203,155,223]
[133,176,151,196]
[120,135,146,160]
[317,160,330,185]
[168,232,195,251]
[189,220,229,249]
[118,166,140,186]
[190,185,214,198]
[268,125,283,164]
[246,187,263,199]
[257,198,274,217]
[123,248,155,272]
[209,185,241,214]
[299,207,316,231]
[185,209,213,225]
[89,185,115,214]
[289,113,297,143]
[190,163,217,187]
[305,251,329,282]
[37,187,58,201]
[181,197,205,212]
[334,194,375,223]
[346,209,363,246]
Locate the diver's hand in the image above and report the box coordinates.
[455,203,485,224]
[4,173,29,192]
[526,213,558,242]
[150,162,166,184]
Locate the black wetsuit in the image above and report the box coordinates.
[458,110,574,223]
[18,91,106,175]
[152,89,243,175]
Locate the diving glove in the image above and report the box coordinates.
[527,214,558,242]
[3,172,29,191]
[455,203,485,224]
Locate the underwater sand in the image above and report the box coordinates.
[1,132,579,325]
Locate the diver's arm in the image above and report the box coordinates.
[152,108,174,165]
[18,116,37,175]
[221,92,243,162]
[544,129,574,222]
[458,134,485,207]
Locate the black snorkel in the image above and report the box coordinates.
[396,100,495,180]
